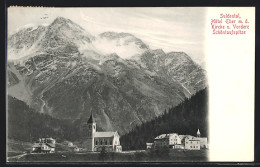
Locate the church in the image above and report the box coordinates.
[85,113,122,152]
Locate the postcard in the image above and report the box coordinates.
[6,7,255,162]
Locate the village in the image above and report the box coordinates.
[30,113,208,155]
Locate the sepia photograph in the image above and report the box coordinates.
[6,7,254,163]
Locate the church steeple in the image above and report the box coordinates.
[86,111,96,151]
[87,111,95,123]
[197,129,201,137]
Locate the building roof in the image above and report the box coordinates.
[198,137,207,139]
[183,135,193,138]
[178,135,188,140]
[32,143,42,148]
[32,142,55,148]
[94,132,115,138]
[155,134,169,139]
[45,143,55,148]
[87,112,95,123]
[169,133,178,136]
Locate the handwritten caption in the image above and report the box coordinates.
[211,13,249,35]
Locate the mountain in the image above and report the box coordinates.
[7,17,207,135]
[8,17,95,60]
[130,50,207,95]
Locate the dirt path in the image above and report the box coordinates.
[7,153,28,161]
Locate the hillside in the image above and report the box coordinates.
[8,96,79,142]
[120,87,208,150]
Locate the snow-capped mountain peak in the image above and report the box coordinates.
[7,16,207,134]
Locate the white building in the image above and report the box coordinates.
[32,137,56,153]
[149,129,208,150]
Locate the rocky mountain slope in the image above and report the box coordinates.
[7,17,207,134]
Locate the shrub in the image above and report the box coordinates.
[149,146,170,161]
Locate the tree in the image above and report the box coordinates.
[120,88,208,151]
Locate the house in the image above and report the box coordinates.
[146,143,153,149]
[85,113,122,152]
[68,142,73,147]
[169,133,182,148]
[153,134,170,149]
[184,138,200,150]
[149,129,208,150]
[32,137,56,153]
[179,135,199,150]
[73,147,80,152]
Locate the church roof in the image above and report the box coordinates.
[87,113,95,123]
[94,132,116,138]
[197,129,201,134]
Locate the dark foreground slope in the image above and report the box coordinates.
[7,96,93,142]
[120,87,208,151]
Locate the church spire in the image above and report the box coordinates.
[197,129,201,137]
[87,111,95,123]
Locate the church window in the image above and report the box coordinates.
[110,140,112,145]
[105,140,107,145]
[93,125,95,130]
[190,146,192,148]
[100,141,102,145]
[96,141,98,145]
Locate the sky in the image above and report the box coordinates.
[8,7,206,66]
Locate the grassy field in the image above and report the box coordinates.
[7,139,74,162]
[8,149,208,162]
[7,139,32,157]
